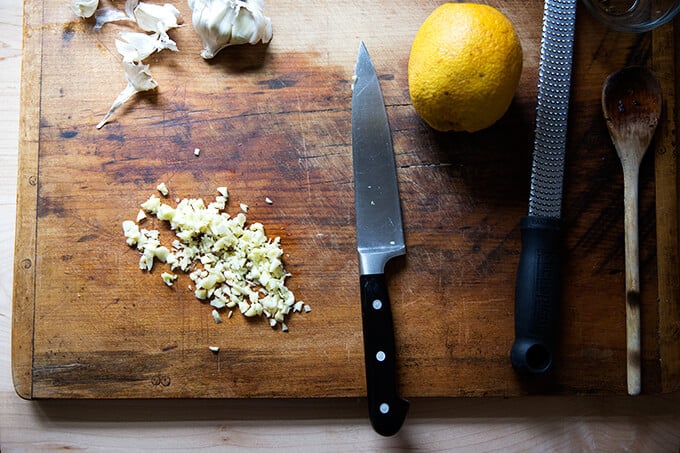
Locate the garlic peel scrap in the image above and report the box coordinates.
[116,32,161,63]
[114,4,181,63]
[96,62,158,129]
[94,7,131,30]
[81,1,181,129]
[71,0,99,18]
[134,3,182,33]
[187,0,273,60]
[93,0,138,29]
[116,31,178,63]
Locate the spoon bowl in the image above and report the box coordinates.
[602,66,662,396]
[603,66,663,164]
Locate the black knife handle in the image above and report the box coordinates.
[360,274,409,436]
[511,216,563,375]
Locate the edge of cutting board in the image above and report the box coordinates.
[12,0,43,400]
[652,18,680,394]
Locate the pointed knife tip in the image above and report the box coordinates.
[358,41,368,57]
[355,41,372,75]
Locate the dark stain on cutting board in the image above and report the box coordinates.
[13,0,679,399]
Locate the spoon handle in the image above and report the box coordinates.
[622,163,641,396]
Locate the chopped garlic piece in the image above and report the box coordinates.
[154,246,170,262]
[141,194,162,214]
[239,203,248,212]
[212,309,223,323]
[136,209,147,222]
[97,61,158,129]
[208,346,220,353]
[161,272,177,286]
[156,182,169,196]
[351,74,358,91]
[304,304,311,313]
[156,203,175,221]
[122,220,140,246]
[194,147,201,156]
[265,197,273,204]
[187,0,273,60]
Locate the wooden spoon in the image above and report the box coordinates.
[602,66,662,396]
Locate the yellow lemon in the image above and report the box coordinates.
[408,3,523,132]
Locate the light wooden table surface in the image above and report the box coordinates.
[1,1,678,451]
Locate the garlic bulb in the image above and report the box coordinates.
[187,0,272,59]
[70,0,99,18]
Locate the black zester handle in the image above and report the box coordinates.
[511,216,563,374]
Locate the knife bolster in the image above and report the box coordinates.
[358,246,406,275]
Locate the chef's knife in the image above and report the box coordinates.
[352,41,409,436]
[511,0,577,375]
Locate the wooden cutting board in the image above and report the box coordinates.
[13,0,680,399]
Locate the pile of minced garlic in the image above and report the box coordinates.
[122,184,308,332]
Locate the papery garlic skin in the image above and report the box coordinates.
[94,1,180,33]
[116,32,162,63]
[94,8,130,30]
[187,0,272,60]
[134,3,182,33]
[94,0,138,29]
[96,61,158,129]
[115,30,178,63]
[71,0,99,18]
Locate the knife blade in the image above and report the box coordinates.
[511,0,577,375]
[352,41,409,436]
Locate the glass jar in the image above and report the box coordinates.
[581,0,680,32]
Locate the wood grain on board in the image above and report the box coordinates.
[12,0,680,399]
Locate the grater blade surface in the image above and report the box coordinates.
[528,0,578,218]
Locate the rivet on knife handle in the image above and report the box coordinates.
[511,0,577,375]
